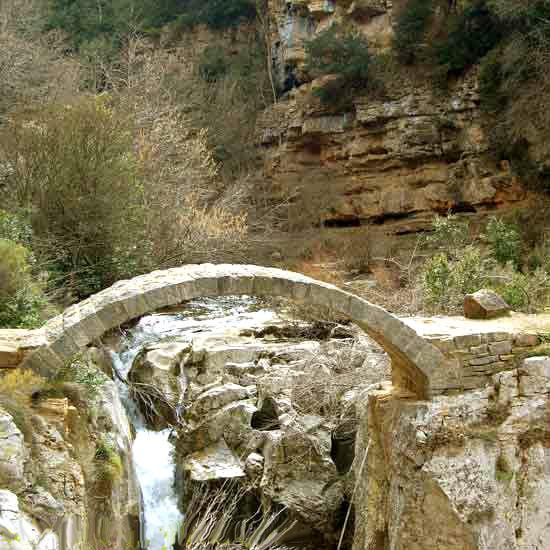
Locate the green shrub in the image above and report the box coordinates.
[305,25,371,105]
[425,213,470,254]
[176,0,256,30]
[0,97,146,298]
[393,0,433,64]
[55,358,108,399]
[0,210,33,246]
[478,48,507,113]
[0,369,48,440]
[0,239,51,328]
[422,246,488,310]
[423,253,451,306]
[486,217,522,268]
[198,46,229,83]
[434,1,503,77]
[94,437,123,483]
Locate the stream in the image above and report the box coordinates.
[110,297,283,550]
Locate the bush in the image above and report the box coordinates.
[305,25,371,105]
[0,97,146,298]
[55,357,108,399]
[0,239,51,328]
[422,246,487,310]
[434,1,503,77]
[94,437,123,484]
[478,48,507,113]
[0,210,33,246]
[0,369,48,439]
[198,46,229,83]
[485,217,522,268]
[176,0,257,30]
[393,0,433,64]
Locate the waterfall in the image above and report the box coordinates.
[109,297,279,550]
[111,345,183,550]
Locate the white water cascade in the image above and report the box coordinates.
[110,297,280,550]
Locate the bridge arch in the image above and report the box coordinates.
[24,264,445,398]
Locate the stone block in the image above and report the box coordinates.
[464,289,510,319]
[489,341,512,355]
[0,345,22,368]
[470,344,488,354]
[454,334,482,348]
[470,355,499,366]
[514,333,540,347]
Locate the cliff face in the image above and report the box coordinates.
[0,348,140,550]
[259,0,530,250]
[353,358,550,550]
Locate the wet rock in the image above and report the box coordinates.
[244,452,264,481]
[464,289,511,319]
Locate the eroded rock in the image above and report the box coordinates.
[0,407,26,491]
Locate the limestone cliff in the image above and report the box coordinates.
[257,0,530,250]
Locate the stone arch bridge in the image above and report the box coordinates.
[5,264,547,399]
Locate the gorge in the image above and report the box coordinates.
[2,265,550,549]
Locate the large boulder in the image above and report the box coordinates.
[186,383,257,420]
[464,289,511,319]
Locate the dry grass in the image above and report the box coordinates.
[291,339,389,437]
[180,482,295,550]
[0,368,48,439]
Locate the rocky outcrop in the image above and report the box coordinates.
[259,0,530,252]
[0,349,140,550]
[0,489,58,550]
[129,341,191,429]
[167,325,390,546]
[353,354,550,549]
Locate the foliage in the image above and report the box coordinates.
[393,0,433,64]
[186,34,273,179]
[434,1,503,77]
[55,357,108,399]
[0,239,52,328]
[0,96,146,298]
[305,25,371,105]
[419,213,550,313]
[485,217,522,267]
[198,46,229,83]
[0,368,47,398]
[425,212,470,253]
[422,246,488,310]
[94,436,123,483]
[46,0,257,52]
[176,0,257,31]
[478,48,507,113]
[0,210,33,246]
